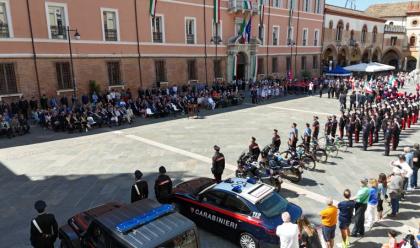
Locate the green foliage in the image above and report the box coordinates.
[88,80,101,94]
[301,70,312,80]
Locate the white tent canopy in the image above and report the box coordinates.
[343,62,395,72]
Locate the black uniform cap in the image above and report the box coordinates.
[214,145,220,151]
[134,170,143,180]
[273,129,278,133]
[34,200,46,213]
[159,166,166,174]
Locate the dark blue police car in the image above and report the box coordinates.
[172,177,302,248]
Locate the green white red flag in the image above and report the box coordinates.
[214,0,221,24]
[150,0,157,17]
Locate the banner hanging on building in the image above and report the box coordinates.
[258,0,264,24]
[214,0,221,24]
[150,0,157,17]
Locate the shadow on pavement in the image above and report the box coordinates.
[0,161,213,247]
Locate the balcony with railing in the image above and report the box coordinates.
[384,25,406,33]
[186,34,195,44]
[105,29,118,41]
[153,32,163,43]
[50,25,67,39]
[0,23,9,38]
[228,0,258,13]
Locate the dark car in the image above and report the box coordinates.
[59,199,199,248]
[172,177,302,248]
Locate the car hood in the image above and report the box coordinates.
[264,202,302,229]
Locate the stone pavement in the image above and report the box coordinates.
[0,88,419,247]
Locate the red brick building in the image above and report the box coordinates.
[0,0,324,100]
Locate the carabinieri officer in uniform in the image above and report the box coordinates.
[30,200,58,248]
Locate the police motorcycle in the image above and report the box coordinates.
[235,151,283,192]
[259,151,304,183]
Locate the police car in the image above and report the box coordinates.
[172,177,302,248]
[59,199,199,248]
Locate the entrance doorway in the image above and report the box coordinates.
[236,52,247,80]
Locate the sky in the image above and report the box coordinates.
[326,0,410,10]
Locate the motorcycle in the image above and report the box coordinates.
[236,152,283,192]
[260,153,304,183]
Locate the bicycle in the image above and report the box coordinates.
[280,144,317,170]
[297,137,328,164]
[317,136,339,158]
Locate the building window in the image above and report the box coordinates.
[301,56,306,71]
[155,60,167,82]
[185,18,196,44]
[102,10,119,41]
[273,0,281,8]
[315,0,321,13]
[55,62,72,90]
[107,62,121,85]
[312,55,318,69]
[389,22,394,26]
[361,25,367,43]
[287,27,294,45]
[152,15,164,43]
[412,20,418,26]
[272,57,278,73]
[0,63,17,94]
[410,35,416,47]
[314,30,319,46]
[0,2,11,38]
[272,26,279,45]
[212,21,222,42]
[258,24,265,44]
[336,20,344,41]
[47,4,67,40]
[329,20,333,29]
[303,0,310,12]
[288,0,296,10]
[302,28,308,46]
[372,26,377,44]
[286,56,291,72]
[390,36,397,46]
[214,59,221,78]
[187,60,197,80]
[257,58,264,75]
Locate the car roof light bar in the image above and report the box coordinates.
[116,204,174,233]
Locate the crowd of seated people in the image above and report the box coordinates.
[0,82,244,136]
[0,98,31,138]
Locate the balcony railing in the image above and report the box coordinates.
[186,34,195,44]
[228,0,258,13]
[50,25,67,39]
[105,29,118,41]
[0,23,10,38]
[153,32,163,43]
[384,24,406,33]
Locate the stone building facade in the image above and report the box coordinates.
[0,0,324,100]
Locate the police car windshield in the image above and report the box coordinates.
[255,192,288,218]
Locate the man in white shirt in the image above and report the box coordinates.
[276,212,299,248]
[391,154,414,199]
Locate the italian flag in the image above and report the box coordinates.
[239,17,247,42]
[258,0,264,24]
[243,0,252,10]
[150,0,157,17]
[214,0,221,24]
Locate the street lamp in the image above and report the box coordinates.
[210,25,222,81]
[64,26,80,100]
